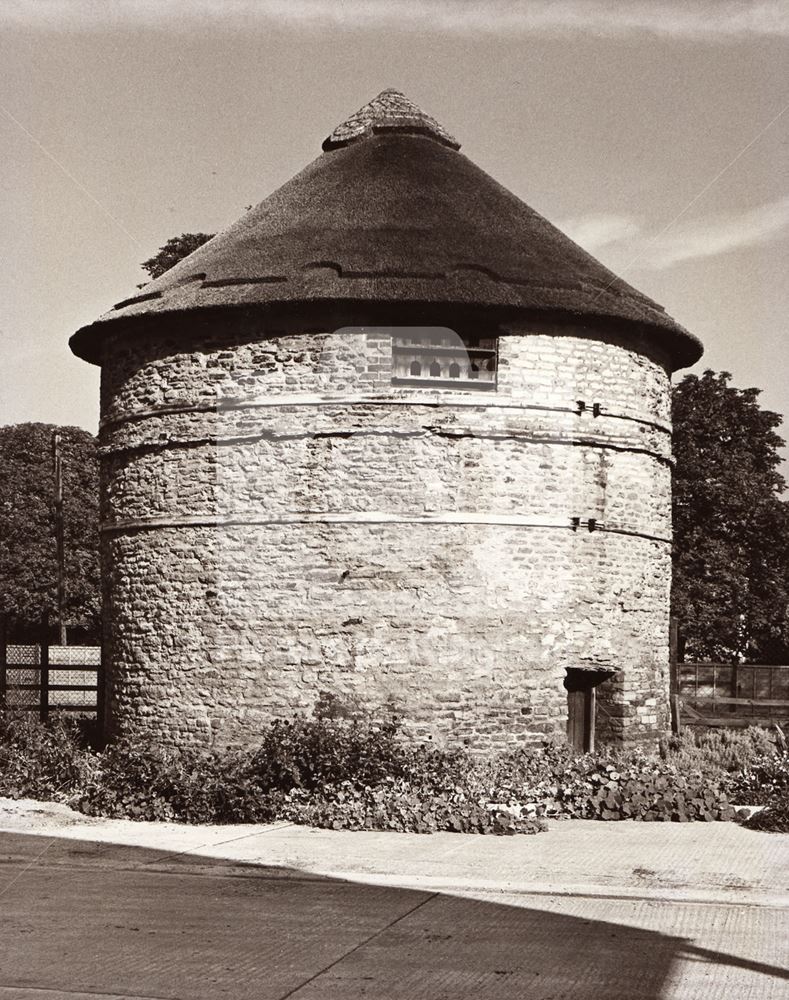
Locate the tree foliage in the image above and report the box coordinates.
[141,232,214,280]
[672,370,789,661]
[0,423,100,639]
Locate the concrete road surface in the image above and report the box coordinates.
[0,799,787,999]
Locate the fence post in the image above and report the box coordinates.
[97,633,106,747]
[40,613,49,723]
[0,616,7,708]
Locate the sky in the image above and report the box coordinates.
[1,0,787,473]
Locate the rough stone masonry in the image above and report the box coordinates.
[71,90,703,750]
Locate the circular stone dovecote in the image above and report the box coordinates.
[72,90,703,750]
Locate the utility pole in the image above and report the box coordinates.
[52,431,67,646]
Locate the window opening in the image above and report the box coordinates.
[390,327,498,391]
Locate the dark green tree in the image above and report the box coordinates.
[0,423,100,639]
[141,232,214,280]
[672,370,789,661]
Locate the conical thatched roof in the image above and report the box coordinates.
[71,89,702,369]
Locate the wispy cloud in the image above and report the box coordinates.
[562,196,789,271]
[4,0,789,39]
[560,214,642,251]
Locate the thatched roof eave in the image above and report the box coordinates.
[71,92,703,373]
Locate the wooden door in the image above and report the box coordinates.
[565,670,598,752]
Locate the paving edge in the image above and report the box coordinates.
[314,871,789,909]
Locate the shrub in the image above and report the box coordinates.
[488,742,736,822]
[2,711,781,832]
[282,779,547,835]
[725,749,789,806]
[249,717,409,793]
[743,793,789,832]
[655,727,789,809]
[76,739,279,823]
[662,727,778,781]
[0,711,90,800]
[70,719,546,831]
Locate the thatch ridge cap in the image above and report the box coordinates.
[322,88,460,151]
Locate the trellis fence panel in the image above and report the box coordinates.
[0,621,102,724]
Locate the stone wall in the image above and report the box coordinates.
[99,319,673,748]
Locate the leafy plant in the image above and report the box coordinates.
[743,794,789,832]
[725,749,789,807]
[248,717,407,793]
[76,739,279,823]
[661,727,777,778]
[282,779,546,835]
[3,712,786,832]
[660,727,787,806]
[0,711,91,799]
[487,742,737,822]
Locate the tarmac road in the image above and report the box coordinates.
[0,799,787,999]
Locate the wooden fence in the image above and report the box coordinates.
[669,621,789,732]
[0,620,103,725]
[677,662,789,729]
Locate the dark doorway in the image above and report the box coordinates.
[564,669,613,752]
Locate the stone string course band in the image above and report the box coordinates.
[99,512,671,544]
[99,394,672,435]
[101,430,672,466]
